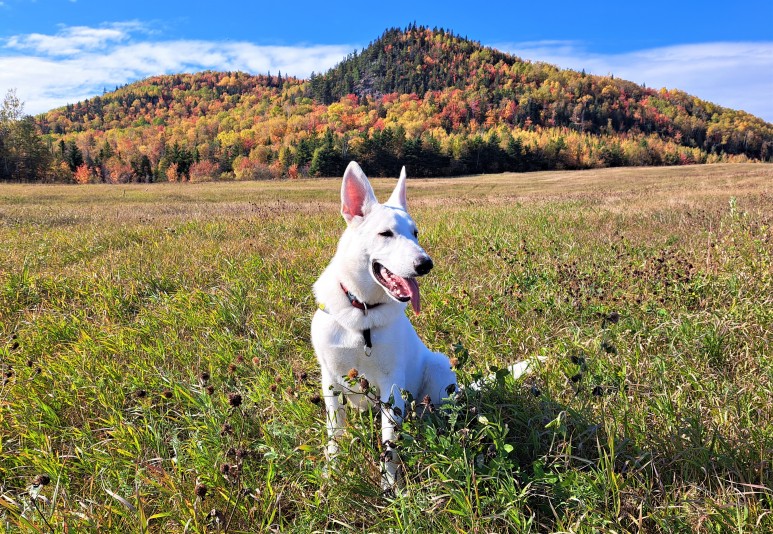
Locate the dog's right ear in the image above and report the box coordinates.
[341,161,377,224]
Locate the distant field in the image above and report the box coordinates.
[1,163,771,532]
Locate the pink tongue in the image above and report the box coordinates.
[406,278,421,315]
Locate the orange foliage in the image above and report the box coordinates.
[73,163,94,184]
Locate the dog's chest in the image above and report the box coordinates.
[324,328,396,380]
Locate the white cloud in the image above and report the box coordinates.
[0,22,354,115]
[7,25,131,56]
[494,40,773,123]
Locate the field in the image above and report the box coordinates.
[1,163,771,532]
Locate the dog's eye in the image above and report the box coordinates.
[379,230,394,238]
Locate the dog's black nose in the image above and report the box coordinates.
[415,256,434,276]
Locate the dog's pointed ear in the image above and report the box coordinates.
[386,166,407,210]
[341,161,377,224]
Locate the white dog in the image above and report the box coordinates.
[311,161,537,490]
[311,161,455,489]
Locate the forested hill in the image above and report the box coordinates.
[15,26,773,183]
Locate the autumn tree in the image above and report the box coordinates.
[0,89,53,182]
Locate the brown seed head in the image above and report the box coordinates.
[228,393,242,407]
[33,474,51,486]
[195,483,207,498]
[209,508,225,523]
[161,389,173,399]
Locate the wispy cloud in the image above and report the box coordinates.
[0,22,354,114]
[494,40,773,123]
[6,23,139,56]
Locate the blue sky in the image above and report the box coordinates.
[1,0,772,121]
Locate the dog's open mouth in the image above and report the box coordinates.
[372,262,421,314]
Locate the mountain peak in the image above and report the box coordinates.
[310,25,520,103]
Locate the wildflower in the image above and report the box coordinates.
[347,368,358,380]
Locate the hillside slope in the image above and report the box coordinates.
[34,26,773,183]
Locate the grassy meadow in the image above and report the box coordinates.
[0,163,772,532]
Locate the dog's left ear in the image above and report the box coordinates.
[341,161,377,224]
[385,166,407,210]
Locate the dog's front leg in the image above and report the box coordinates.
[321,372,346,462]
[380,385,405,492]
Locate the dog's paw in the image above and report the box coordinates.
[380,443,405,496]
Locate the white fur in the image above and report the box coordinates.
[311,161,538,490]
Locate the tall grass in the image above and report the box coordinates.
[1,163,771,532]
